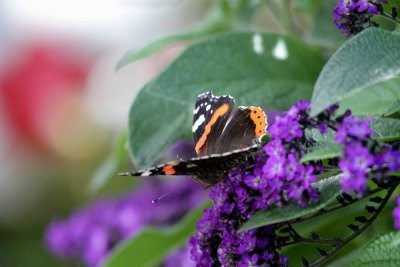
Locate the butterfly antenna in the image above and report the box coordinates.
[151,176,193,204]
[152,188,175,204]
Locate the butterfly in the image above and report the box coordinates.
[119,91,268,187]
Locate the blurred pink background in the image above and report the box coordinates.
[0,1,209,265]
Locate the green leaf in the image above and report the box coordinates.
[294,0,321,13]
[302,128,339,162]
[102,202,209,267]
[347,231,400,267]
[117,1,232,68]
[337,77,400,116]
[301,143,341,163]
[88,133,129,194]
[311,28,400,116]
[305,0,346,47]
[239,174,342,232]
[305,128,336,143]
[117,22,229,69]
[129,32,325,167]
[383,100,400,117]
[371,118,400,142]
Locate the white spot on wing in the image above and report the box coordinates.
[192,114,205,133]
[141,170,152,176]
[272,39,288,60]
[206,104,211,111]
[193,106,200,114]
[252,33,264,54]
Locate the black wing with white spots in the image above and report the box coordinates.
[192,92,234,156]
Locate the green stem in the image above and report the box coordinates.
[309,180,399,267]
[287,188,383,225]
[376,11,400,25]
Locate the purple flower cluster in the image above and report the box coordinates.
[334,114,400,197]
[164,244,196,267]
[190,101,321,266]
[332,112,400,229]
[335,116,375,195]
[333,0,387,36]
[393,196,400,230]
[45,179,204,267]
[259,100,320,207]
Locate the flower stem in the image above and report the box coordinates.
[376,11,400,25]
[288,188,383,224]
[309,179,399,267]
[275,179,399,266]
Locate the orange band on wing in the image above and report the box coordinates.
[162,163,178,175]
[195,103,230,154]
[248,106,268,138]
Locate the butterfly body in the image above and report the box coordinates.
[119,92,268,186]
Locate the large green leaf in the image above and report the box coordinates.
[371,117,400,142]
[117,1,229,68]
[239,175,342,232]
[383,100,400,117]
[117,0,270,69]
[117,27,225,69]
[346,231,400,267]
[102,202,209,267]
[129,32,325,167]
[311,28,400,116]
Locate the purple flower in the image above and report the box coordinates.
[333,0,387,36]
[263,156,286,178]
[393,196,400,230]
[45,220,74,259]
[337,146,371,195]
[244,174,266,190]
[45,178,205,267]
[238,253,259,267]
[269,116,303,142]
[284,153,301,181]
[164,244,196,267]
[333,113,400,198]
[263,139,285,158]
[335,116,373,143]
[318,123,329,134]
[299,165,317,188]
[83,226,110,267]
[235,232,257,254]
[340,169,368,196]
[383,147,400,172]
[326,104,340,115]
[345,142,375,171]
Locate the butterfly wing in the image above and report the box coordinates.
[211,106,268,154]
[192,92,234,156]
[119,146,256,186]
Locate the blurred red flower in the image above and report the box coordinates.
[1,40,91,152]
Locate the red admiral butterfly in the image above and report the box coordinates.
[119,92,268,186]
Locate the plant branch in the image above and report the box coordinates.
[285,187,383,226]
[376,11,400,24]
[308,180,399,267]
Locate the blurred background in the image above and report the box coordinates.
[0,0,211,266]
